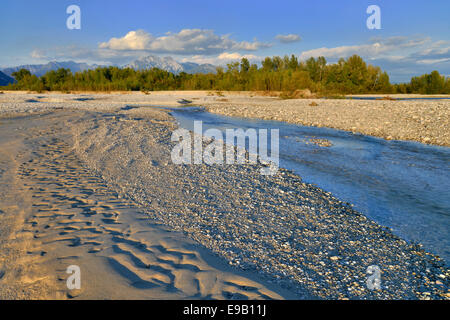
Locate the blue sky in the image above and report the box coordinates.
[1,0,449,82]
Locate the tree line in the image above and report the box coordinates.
[3,55,450,94]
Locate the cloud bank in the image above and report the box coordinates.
[275,34,301,43]
[299,36,450,82]
[299,37,429,60]
[99,29,271,55]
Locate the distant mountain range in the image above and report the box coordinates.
[125,56,183,74]
[0,70,15,86]
[179,61,217,74]
[2,61,100,78]
[1,56,217,80]
[124,56,217,75]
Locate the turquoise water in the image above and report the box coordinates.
[170,107,450,264]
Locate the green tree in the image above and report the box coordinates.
[288,54,299,70]
[240,58,250,73]
[11,69,32,82]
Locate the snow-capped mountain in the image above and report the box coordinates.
[125,56,217,74]
[125,56,184,74]
[180,62,217,74]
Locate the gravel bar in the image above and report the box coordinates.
[70,107,449,300]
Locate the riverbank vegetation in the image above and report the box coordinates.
[2,55,449,95]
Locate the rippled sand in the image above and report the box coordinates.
[0,110,292,300]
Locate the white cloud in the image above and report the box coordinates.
[99,30,152,50]
[275,34,301,43]
[416,58,450,65]
[27,45,147,66]
[300,44,377,60]
[179,52,262,65]
[31,49,48,60]
[217,52,259,60]
[299,36,431,61]
[416,46,450,60]
[99,29,271,55]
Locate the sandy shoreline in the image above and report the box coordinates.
[0,94,449,299]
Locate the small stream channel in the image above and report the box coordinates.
[169,106,450,264]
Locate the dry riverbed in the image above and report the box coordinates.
[0,92,449,299]
[1,91,449,147]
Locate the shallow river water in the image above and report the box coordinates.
[170,107,450,264]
